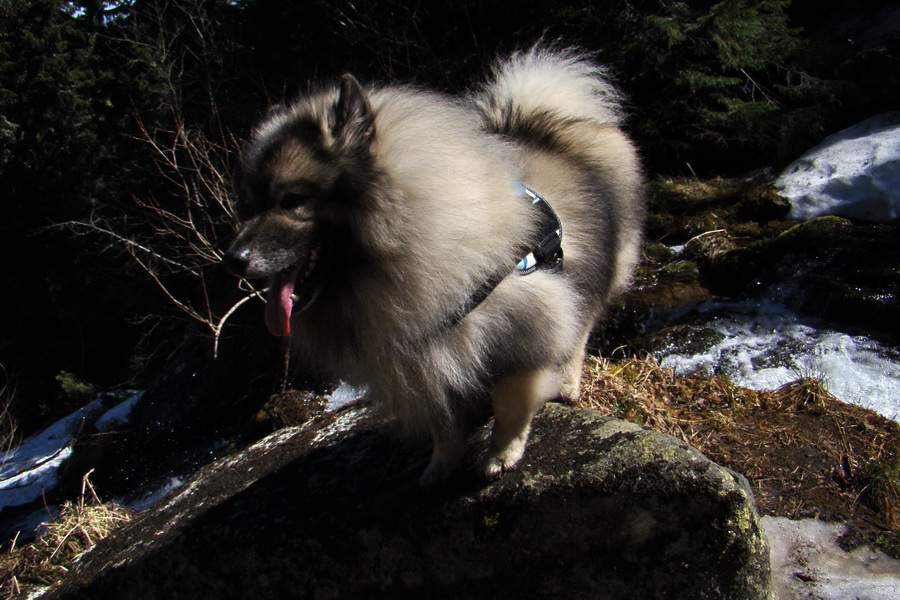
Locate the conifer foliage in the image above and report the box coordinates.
[608,0,826,169]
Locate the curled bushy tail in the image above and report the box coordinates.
[475,47,625,140]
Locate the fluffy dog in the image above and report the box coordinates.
[225,48,644,485]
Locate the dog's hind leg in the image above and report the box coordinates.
[560,326,592,402]
[484,367,560,480]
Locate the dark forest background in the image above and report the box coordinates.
[1,0,898,438]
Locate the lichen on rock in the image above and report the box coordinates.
[44,402,770,600]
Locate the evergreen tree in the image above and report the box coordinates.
[600,0,826,170]
[1,0,106,213]
[0,0,168,428]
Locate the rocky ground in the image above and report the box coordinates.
[244,177,900,560]
[575,354,900,556]
[591,177,900,557]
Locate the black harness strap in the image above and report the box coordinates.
[441,182,563,330]
[514,182,563,275]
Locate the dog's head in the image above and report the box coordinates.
[224,74,376,336]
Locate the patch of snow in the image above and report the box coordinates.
[0,398,104,510]
[0,447,72,511]
[657,300,900,421]
[763,516,900,600]
[95,391,143,431]
[325,380,367,410]
[775,113,900,222]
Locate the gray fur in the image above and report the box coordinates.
[225,47,645,485]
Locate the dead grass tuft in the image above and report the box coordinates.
[0,471,132,599]
[578,354,761,446]
[255,389,327,429]
[766,377,832,411]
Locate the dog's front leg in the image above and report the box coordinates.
[418,428,467,488]
[484,367,560,480]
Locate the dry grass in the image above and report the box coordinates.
[577,354,758,443]
[573,354,900,554]
[0,471,132,599]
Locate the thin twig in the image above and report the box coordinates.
[212,290,264,360]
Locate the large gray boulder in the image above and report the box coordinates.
[45,402,770,599]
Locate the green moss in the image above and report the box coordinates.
[777,215,853,245]
[482,513,501,528]
[55,371,96,404]
[659,260,698,278]
[858,458,900,532]
[730,222,764,238]
[645,213,673,237]
[644,243,678,264]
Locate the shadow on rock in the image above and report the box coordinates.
[45,403,770,600]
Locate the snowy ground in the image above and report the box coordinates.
[0,393,142,507]
[657,299,900,422]
[776,112,900,222]
[656,112,900,422]
[764,517,900,600]
[0,392,142,540]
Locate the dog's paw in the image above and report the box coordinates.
[483,457,507,480]
[482,440,526,480]
[559,379,582,403]
[418,459,460,488]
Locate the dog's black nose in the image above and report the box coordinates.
[223,248,250,276]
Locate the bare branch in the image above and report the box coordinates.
[50,0,262,358]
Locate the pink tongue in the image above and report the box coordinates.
[264,267,300,337]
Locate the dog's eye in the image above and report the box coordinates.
[280,193,311,210]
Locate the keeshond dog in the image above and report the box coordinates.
[225,47,644,486]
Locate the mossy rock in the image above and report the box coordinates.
[45,403,770,600]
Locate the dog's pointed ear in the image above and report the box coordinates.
[331,74,374,151]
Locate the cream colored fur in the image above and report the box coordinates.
[228,47,645,485]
